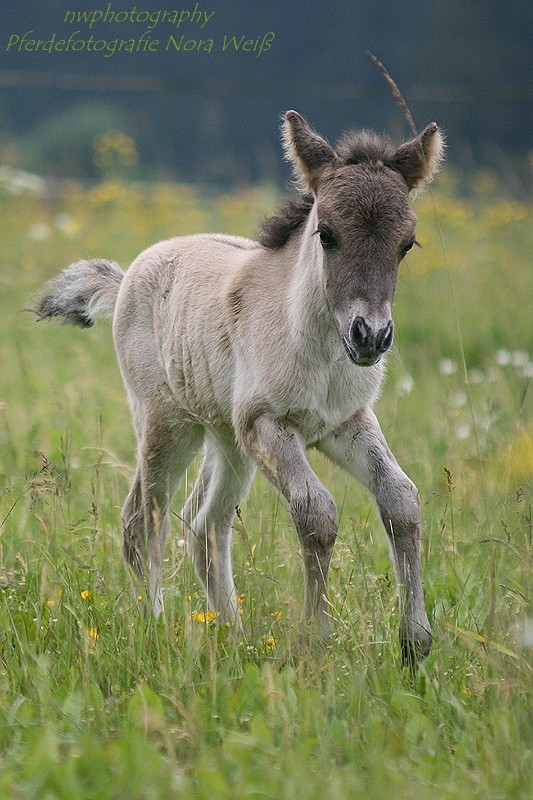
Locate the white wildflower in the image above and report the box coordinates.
[468,369,485,385]
[495,349,512,366]
[0,166,46,196]
[439,358,457,376]
[451,390,467,408]
[512,350,529,368]
[28,222,52,241]
[455,423,471,441]
[396,374,414,397]
[54,213,79,238]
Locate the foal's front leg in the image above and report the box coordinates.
[244,416,337,636]
[318,407,432,664]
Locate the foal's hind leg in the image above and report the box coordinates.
[182,433,255,621]
[122,404,202,616]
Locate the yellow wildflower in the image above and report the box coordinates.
[80,590,90,600]
[194,610,220,623]
[86,627,99,641]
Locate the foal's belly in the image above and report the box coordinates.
[163,345,235,427]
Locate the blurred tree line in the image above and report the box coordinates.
[1,0,531,194]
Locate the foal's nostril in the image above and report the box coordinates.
[377,320,394,353]
[350,317,393,352]
[347,316,394,362]
[350,316,370,348]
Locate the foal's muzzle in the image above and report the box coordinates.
[343,316,394,366]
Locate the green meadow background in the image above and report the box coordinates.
[0,150,532,797]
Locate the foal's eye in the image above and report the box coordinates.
[401,238,421,259]
[315,223,337,250]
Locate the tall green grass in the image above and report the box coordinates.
[0,171,532,798]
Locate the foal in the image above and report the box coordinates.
[36,111,443,663]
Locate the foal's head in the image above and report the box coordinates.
[283,111,444,366]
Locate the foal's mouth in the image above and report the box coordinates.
[341,337,382,367]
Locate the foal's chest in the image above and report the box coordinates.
[273,359,384,444]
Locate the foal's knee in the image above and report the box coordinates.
[290,483,338,554]
[377,471,420,540]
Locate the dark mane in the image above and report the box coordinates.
[259,130,396,251]
[259,193,314,250]
[335,129,396,166]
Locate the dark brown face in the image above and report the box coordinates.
[315,163,417,366]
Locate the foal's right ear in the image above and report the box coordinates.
[282,111,337,192]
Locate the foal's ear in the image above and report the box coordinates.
[387,123,445,194]
[282,111,337,192]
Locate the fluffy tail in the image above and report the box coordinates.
[33,259,124,328]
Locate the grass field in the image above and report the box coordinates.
[1,168,532,798]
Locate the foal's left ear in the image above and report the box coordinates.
[282,111,337,192]
[387,123,445,194]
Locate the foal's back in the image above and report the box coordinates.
[113,233,262,422]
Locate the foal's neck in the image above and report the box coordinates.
[286,203,334,349]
